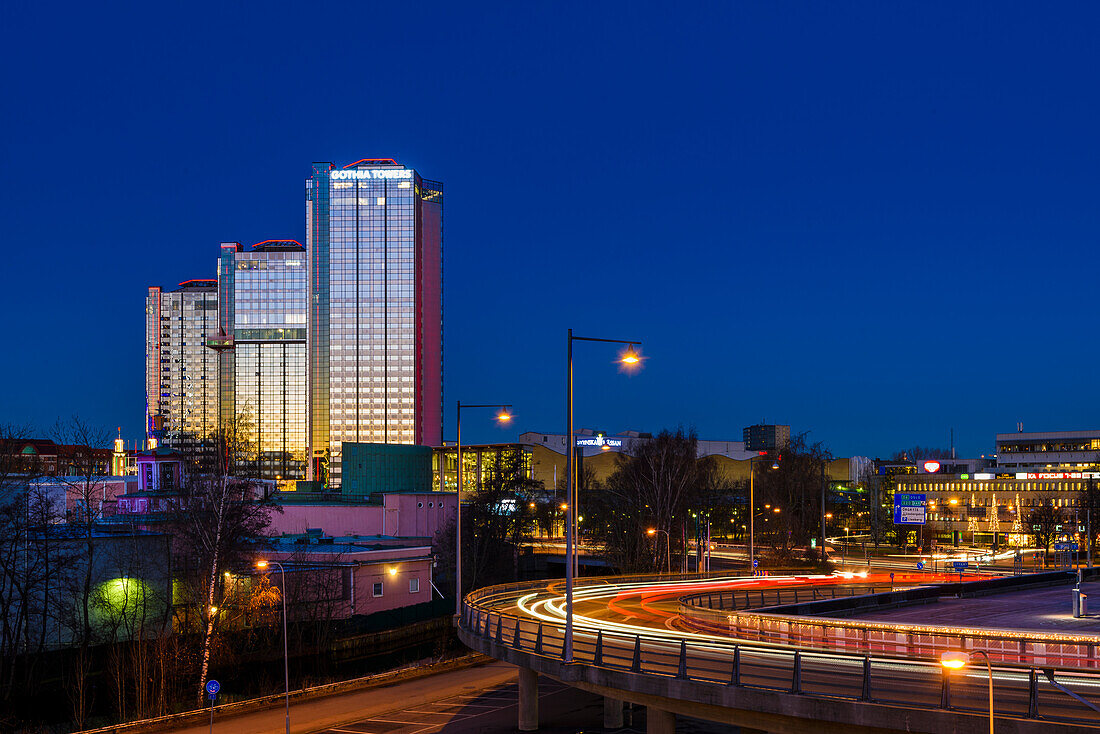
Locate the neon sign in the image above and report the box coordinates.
[330,169,413,180]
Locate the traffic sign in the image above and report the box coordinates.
[205,679,220,696]
[952,561,969,571]
[893,494,927,525]
[916,561,925,570]
[1054,542,1079,551]
[752,559,759,568]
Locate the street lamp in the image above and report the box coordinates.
[255,559,289,734]
[454,401,513,618]
[940,650,993,734]
[747,455,779,572]
[647,528,671,573]
[564,330,643,663]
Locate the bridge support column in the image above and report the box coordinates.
[647,707,675,734]
[517,666,538,731]
[603,696,623,729]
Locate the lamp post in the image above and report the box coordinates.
[454,402,512,618]
[564,330,642,663]
[940,650,993,734]
[748,455,780,573]
[255,560,289,734]
[647,528,671,573]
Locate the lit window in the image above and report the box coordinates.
[376,197,386,206]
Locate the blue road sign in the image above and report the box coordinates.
[752,559,759,568]
[1054,542,1079,551]
[205,679,220,696]
[893,494,927,525]
[916,561,925,570]
[952,561,969,571]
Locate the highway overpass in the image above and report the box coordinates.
[458,571,1100,733]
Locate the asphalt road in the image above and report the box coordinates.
[171,660,739,734]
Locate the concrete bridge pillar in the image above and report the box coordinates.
[603,696,624,729]
[517,666,538,731]
[647,706,676,734]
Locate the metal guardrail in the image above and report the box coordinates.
[460,576,1100,728]
[677,571,1100,669]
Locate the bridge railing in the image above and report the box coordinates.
[460,576,1100,727]
[677,572,1100,669]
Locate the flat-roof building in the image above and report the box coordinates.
[307,160,443,487]
[145,279,219,458]
[214,240,308,484]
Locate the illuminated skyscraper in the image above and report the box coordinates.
[214,241,309,485]
[145,280,219,459]
[306,159,443,486]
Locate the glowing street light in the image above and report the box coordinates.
[455,401,514,619]
[647,528,671,573]
[563,329,644,663]
[255,559,290,734]
[940,650,993,734]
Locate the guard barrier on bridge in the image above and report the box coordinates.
[678,571,1100,669]
[461,573,1100,728]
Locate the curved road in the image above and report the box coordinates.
[462,571,1100,731]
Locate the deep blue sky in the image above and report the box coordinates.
[2,2,1097,458]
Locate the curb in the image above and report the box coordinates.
[77,652,492,734]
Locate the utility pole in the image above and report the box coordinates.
[820,463,827,563]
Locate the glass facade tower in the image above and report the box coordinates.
[145,280,219,460]
[215,241,308,485]
[306,159,443,487]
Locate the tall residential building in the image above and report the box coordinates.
[742,424,791,453]
[213,241,309,485]
[306,159,443,486]
[145,280,219,459]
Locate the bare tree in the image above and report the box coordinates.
[51,416,112,728]
[755,433,833,558]
[165,418,278,704]
[1027,500,1063,561]
[590,429,729,573]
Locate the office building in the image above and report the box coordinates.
[996,429,1100,471]
[145,280,219,459]
[213,241,309,485]
[742,424,790,452]
[306,159,443,487]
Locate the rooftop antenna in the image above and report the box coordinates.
[1017,421,1024,433]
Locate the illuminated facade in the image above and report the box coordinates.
[996,430,1100,470]
[215,241,308,484]
[145,280,219,459]
[307,160,443,487]
[894,471,1088,546]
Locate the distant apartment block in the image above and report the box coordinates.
[742,424,790,453]
[145,280,219,459]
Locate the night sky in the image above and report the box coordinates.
[3,2,1098,458]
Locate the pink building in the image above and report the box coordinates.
[256,541,435,618]
[269,492,456,540]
